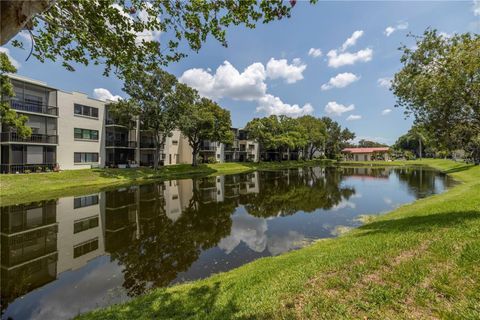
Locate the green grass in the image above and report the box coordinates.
[0,159,332,205]
[77,159,480,319]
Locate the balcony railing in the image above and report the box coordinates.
[0,132,58,144]
[106,140,137,148]
[199,146,216,151]
[10,100,58,116]
[140,142,162,149]
[0,163,56,174]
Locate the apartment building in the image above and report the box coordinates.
[198,128,260,164]
[0,75,263,173]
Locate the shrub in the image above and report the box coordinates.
[24,170,32,174]
[207,156,217,164]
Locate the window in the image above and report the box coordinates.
[74,128,99,140]
[74,216,99,234]
[172,140,178,145]
[74,104,99,118]
[74,194,99,208]
[73,238,99,258]
[74,153,99,163]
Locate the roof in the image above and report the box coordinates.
[342,147,390,154]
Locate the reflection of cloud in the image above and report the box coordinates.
[218,212,306,256]
[267,231,305,256]
[218,213,267,254]
[384,197,392,205]
[331,199,356,211]
[330,225,353,236]
[29,258,126,320]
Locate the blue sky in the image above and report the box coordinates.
[2,1,479,144]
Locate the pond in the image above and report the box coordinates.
[1,166,454,319]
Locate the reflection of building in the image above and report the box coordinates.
[1,200,58,310]
[342,167,390,179]
[0,195,107,311]
[56,194,106,273]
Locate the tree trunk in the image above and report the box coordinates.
[192,146,198,166]
[419,138,423,159]
[1,1,56,45]
[153,134,164,170]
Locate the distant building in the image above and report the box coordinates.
[341,147,390,161]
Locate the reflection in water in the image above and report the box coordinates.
[1,167,452,319]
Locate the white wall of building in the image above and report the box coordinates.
[57,91,106,170]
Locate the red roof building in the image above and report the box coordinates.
[341,147,390,161]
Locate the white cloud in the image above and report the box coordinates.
[384,26,395,37]
[0,47,20,69]
[439,32,453,39]
[180,59,313,117]
[346,114,362,121]
[384,21,409,37]
[93,88,122,101]
[327,48,373,68]
[110,3,161,44]
[341,30,364,51]
[265,58,306,84]
[381,108,392,115]
[473,0,480,15]
[377,77,392,88]
[257,94,313,118]
[179,61,267,101]
[321,72,360,90]
[308,48,322,58]
[324,101,355,116]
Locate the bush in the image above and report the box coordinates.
[207,156,217,164]
[24,170,32,174]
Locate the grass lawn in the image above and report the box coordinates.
[76,159,480,319]
[0,159,332,205]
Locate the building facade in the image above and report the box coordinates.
[0,75,288,173]
[341,147,390,161]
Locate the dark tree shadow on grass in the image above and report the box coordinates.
[355,211,480,237]
[107,282,267,320]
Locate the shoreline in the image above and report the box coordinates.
[75,159,480,319]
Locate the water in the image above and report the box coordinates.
[0,166,453,319]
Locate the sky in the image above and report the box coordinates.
[2,1,479,145]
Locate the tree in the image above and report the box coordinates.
[2,0,306,77]
[391,29,480,163]
[0,52,32,137]
[394,125,432,159]
[321,117,355,159]
[107,68,195,169]
[245,115,308,161]
[179,98,234,166]
[358,139,388,148]
[297,115,326,160]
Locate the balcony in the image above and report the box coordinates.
[0,132,58,144]
[10,100,58,116]
[140,142,163,149]
[106,140,137,148]
[199,145,216,152]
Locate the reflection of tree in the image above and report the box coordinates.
[107,180,234,297]
[393,167,444,198]
[241,167,356,217]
